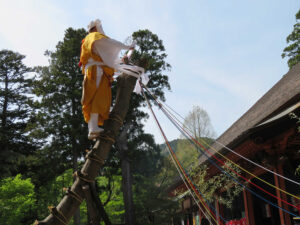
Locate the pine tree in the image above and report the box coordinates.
[0,50,33,178]
[30,28,89,224]
[282,9,300,68]
[114,29,172,224]
[31,28,89,172]
[120,29,171,177]
[31,28,174,224]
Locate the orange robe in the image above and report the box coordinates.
[80,32,115,126]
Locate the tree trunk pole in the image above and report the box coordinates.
[121,154,135,225]
[117,125,135,225]
[72,138,80,225]
[35,74,137,225]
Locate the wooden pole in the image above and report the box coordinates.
[274,166,285,225]
[117,125,135,225]
[82,183,100,224]
[35,74,137,225]
[243,188,255,225]
[274,165,291,225]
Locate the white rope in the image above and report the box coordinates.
[116,63,144,78]
[114,49,149,94]
[142,90,215,225]
[214,140,300,186]
[168,147,214,225]
[150,89,300,187]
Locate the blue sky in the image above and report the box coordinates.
[0,0,299,143]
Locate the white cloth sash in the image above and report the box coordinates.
[85,56,149,94]
[85,59,106,88]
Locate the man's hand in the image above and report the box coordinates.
[122,55,129,64]
[122,47,134,64]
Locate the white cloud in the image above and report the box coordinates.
[0,0,296,144]
[0,0,68,66]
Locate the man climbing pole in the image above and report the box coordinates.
[34,27,166,225]
[79,19,135,140]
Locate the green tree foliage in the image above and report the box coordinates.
[100,29,174,224]
[121,29,171,135]
[26,28,172,224]
[282,9,300,68]
[130,142,182,224]
[125,30,179,224]
[289,112,300,174]
[296,165,300,175]
[183,161,244,209]
[175,139,204,169]
[32,168,89,224]
[28,28,89,225]
[133,175,180,225]
[290,112,300,133]
[30,28,89,178]
[0,174,36,225]
[167,105,243,211]
[34,169,74,220]
[126,29,171,177]
[99,29,172,174]
[0,50,34,178]
[97,175,125,224]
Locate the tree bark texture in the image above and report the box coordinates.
[72,136,80,225]
[82,184,99,225]
[72,96,81,225]
[35,74,137,225]
[121,155,135,225]
[117,126,135,225]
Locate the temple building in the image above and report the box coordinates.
[168,63,300,225]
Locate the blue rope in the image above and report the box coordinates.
[159,104,299,218]
[142,89,227,224]
[172,147,228,224]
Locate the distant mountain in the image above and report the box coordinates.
[159,137,215,157]
[159,138,181,156]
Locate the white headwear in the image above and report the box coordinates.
[87,19,105,35]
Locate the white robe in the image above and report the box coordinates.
[91,35,148,94]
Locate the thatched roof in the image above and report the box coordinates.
[169,63,300,193]
[210,62,300,154]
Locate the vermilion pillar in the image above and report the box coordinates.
[274,165,291,225]
[243,188,255,225]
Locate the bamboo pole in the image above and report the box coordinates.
[35,73,137,225]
